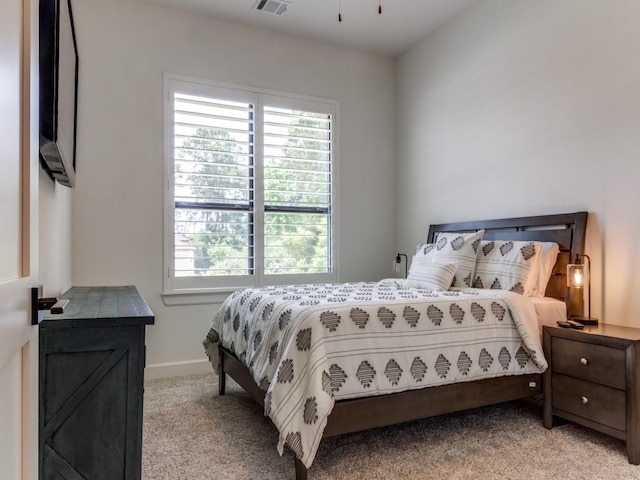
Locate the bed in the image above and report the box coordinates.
[203,211,588,479]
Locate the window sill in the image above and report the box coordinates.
[161,288,236,306]
[162,272,339,306]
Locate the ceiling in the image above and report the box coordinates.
[139,0,479,56]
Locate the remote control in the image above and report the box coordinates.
[557,320,571,328]
[566,320,584,329]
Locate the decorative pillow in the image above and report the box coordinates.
[530,242,560,297]
[415,229,484,288]
[406,258,457,291]
[473,240,542,295]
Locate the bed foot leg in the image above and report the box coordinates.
[218,348,226,396]
[294,456,308,480]
[219,372,226,396]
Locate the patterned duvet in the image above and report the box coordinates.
[203,280,548,468]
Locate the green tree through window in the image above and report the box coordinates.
[264,108,331,275]
[175,127,252,276]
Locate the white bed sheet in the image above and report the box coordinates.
[529,296,567,335]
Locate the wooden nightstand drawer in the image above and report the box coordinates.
[552,374,626,432]
[552,337,625,389]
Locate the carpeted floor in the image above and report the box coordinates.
[142,374,640,480]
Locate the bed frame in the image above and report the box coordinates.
[217,211,588,479]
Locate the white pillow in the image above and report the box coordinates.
[406,258,457,291]
[473,240,542,296]
[416,229,485,288]
[530,242,560,297]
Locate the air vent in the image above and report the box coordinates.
[253,0,291,16]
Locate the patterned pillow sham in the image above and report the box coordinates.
[530,242,560,297]
[414,229,485,288]
[472,240,542,296]
[405,259,457,291]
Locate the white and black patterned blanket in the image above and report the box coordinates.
[203,280,547,469]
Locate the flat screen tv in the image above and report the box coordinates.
[39,0,78,188]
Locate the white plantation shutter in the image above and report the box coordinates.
[164,76,337,293]
[263,106,332,274]
[173,92,255,278]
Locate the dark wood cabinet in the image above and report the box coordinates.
[543,324,640,464]
[39,286,154,479]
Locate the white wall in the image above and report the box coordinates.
[71,0,396,376]
[397,0,640,326]
[39,170,72,296]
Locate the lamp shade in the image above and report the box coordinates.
[567,263,588,288]
[395,253,408,278]
[566,255,598,325]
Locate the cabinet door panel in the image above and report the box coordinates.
[41,326,144,480]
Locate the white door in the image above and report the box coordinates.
[0,0,39,477]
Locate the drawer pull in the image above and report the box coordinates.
[580,357,588,366]
[581,396,589,405]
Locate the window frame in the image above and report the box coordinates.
[163,74,339,300]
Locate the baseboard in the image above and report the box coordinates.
[145,359,212,380]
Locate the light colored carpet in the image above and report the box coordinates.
[143,374,640,480]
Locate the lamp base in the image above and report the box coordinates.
[570,316,599,326]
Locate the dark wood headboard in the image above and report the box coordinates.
[427,212,588,316]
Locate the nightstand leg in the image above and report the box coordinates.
[627,443,640,465]
[628,398,639,465]
[542,337,553,430]
[543,381,553,429]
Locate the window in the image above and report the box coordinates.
[164,76,337,293]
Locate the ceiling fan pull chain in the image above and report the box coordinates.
[379,1,382,14]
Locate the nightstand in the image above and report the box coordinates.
[543,324,640,464]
